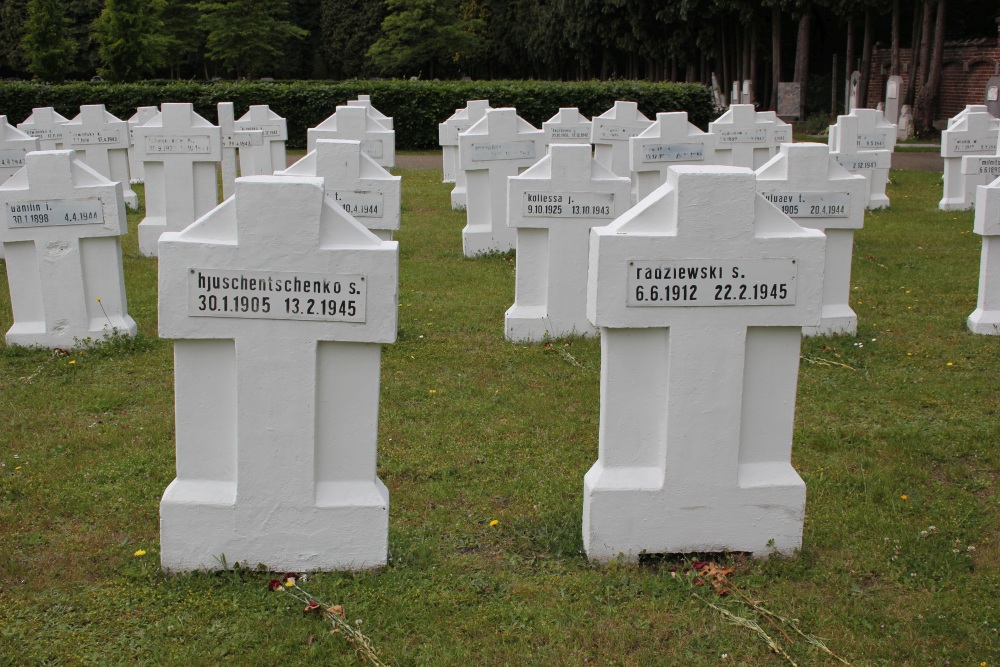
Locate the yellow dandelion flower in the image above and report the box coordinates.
[429,389,437,394]
[133,549,147,557]
[947,362,953,367]
[285,580,294,587]
[489,519,499,527]
[901,495,908,501]
[69,360,76,366]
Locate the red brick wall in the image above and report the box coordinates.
[865,38,1000,125]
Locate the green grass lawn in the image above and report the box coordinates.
[0,167,996,665]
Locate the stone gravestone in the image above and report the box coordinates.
[884,75,903,126]
[217,102,264,199]
[542,107,593,150]
[0,150,136,347]
[897,105,914,140]
[986,77,1000,118]
[158,175,398,571]
[969,177,1000,334]
[630,111,716,201]
[61,105,138,209]
[590,101,653,179]
[940,105,999,211]
[17,107,69,149]
[439,99,491,193]
[731,81,740,108]
[235,105,288,176]
[458,107,543,256]
[275,139,401,241]
[308,105,395,168]
[828,112,892,209]
[127,106,158,184]
[741,80,753,105]
[756,143,866,335]
[505,143,630,341]
[347,94,393,130]
[777,82,802,119]
[583,165,825,560]
[0,116,38,186]
[847,71,860,113]
[134,103,222,257]
[709,104,784,169]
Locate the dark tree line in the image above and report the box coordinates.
[0,0,993,120]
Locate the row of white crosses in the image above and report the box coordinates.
[940,105,1000,211]
[828,108,897,210]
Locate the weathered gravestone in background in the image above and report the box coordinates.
[986,77,1000,118]
[940,105,999,211]
[127,106,158,184]
[458,107,543,256]
[583,165,825,560]
[217,102,264,199]
[276,139,401,241]
[828,112,892,209]
[709,104,784,169]
[777,82,802,119]
[158,175,398,572]
[439,100,491,191]
[308,106,395,168]
[884,75,903,126]
[505,143,630,341]
[17,107,69,150]
[756,143,866,336]
[847,71,860,113]
[235,105,288,177]
[347,94,393,130]
[542,108,593,150]
[590,101,653,179]
[0,150,136,347]
[968,176,1000,334]
[61,105,138,209]
[630,111,715,201]
[897,105,914,140]
[134,103,221,257]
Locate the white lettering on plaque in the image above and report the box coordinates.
[188,269,367,322]
[762,192,851,218]
[222,133,264,148]
[6,198,105,228]
[598,126,644,141]
[471,141,537,162]
[331,190,384,218]
[0,149,26,168]
[69,130,122,145]
[521,191,615,218]
[856,133,886,149]
[360,140,384,159]
[627,258,797,307]
[950,136,998,154]
[641,143,705,163]
[833,152,891,170]
[144,135,212,154]
[550,128,591,140]
[717,128,767,144]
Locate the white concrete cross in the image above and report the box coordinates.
[127,106,159,184]
[505,143,630,341]
[458,107,544,256]
[0,116,38,186]
[968,176,1000,334]
[61,105,138,209]
[347,94,393,130]
[590,100,652,179]
[217,102,264,199]
[940,105,1000,210]
[439,99,491,208]
[630,111,716,202]
[709,104,785,169]
[828,112,892,209]
[134,103,222,257]
[584,165,825,560]
[756,142,866,335]
[17,107,69,149]
[542,107,593,150]
[158,175,398,572]
[308,105,395,168]
[276,139,401,240]
[234,104,288,176]
[0,150,136,347]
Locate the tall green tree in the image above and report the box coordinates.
[197,0,308,78]
[93,0,171,82]
[367,0,487,79]
[0,0,29,76]
[319,0,385,79]
[20,0,77,81]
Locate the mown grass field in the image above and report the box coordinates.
[0,162,997,666]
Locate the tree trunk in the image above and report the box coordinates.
[905,0,923,106]
[859,8,874,107]
[917,0,934,86]
[793,8,811,118]
[742,23,751,82]
[721,23,730,100]
[891,0,900,75]
[750,27,759,103]
[770,5,781,111]
[845,16,855,112]
[921,0,946,133]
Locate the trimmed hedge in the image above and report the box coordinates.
[0,80,716,150]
